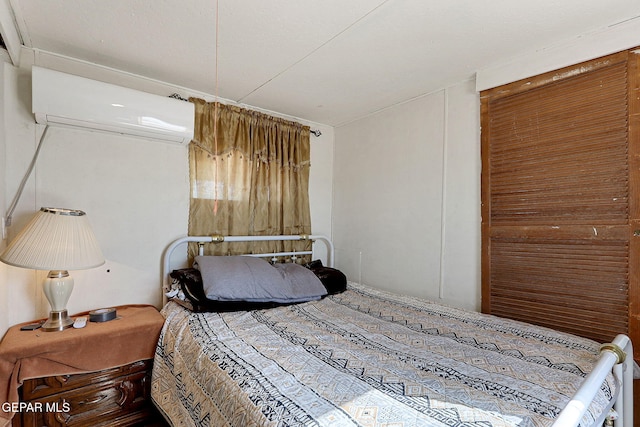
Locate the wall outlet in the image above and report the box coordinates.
[1,217,6,240]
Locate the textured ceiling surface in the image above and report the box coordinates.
[5,0,640,125]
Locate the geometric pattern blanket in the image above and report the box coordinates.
[151,282,615,427]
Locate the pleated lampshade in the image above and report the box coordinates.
[0,207,104,270]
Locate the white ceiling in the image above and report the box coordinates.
[4,0,640,126]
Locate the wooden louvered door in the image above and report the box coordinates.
[481,50,640,359]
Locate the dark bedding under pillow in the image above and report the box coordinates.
[304,260,347,295]
[169,260,347,313]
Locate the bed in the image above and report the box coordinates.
[151,235,633,427]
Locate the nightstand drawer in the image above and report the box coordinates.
[20,360,152,400]
[14,360,156,427]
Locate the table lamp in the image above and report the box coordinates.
[0,207,104,331]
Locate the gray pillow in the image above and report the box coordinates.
[193,256,327,303]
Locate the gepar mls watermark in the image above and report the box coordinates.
[2,401,71,413]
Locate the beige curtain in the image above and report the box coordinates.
[188,98,312,261]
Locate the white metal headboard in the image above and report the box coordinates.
[162,234,334,297]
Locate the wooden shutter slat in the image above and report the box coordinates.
[481,52,631,346]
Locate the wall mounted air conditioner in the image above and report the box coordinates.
[32,66,194,144]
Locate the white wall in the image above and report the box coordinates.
[0,58,335,337]
[331,16,640,312]
[333,80,481,310]
[309,126,334,260]
[0,62,8,333]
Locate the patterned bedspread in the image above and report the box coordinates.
[151,282,615,427]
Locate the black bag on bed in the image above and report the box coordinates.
[304,260,347,295]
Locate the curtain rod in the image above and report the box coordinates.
[169,93,322,137]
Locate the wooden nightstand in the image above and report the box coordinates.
[0,305,167,427]
[12,359,158,426]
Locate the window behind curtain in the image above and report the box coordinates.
[188,99,312,261]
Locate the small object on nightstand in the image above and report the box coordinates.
[19,322,42,331]
[73,316,87,328]
[89,307,117,322]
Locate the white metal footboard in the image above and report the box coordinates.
[552,334,633,427]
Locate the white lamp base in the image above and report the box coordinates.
[41,270,74,332]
